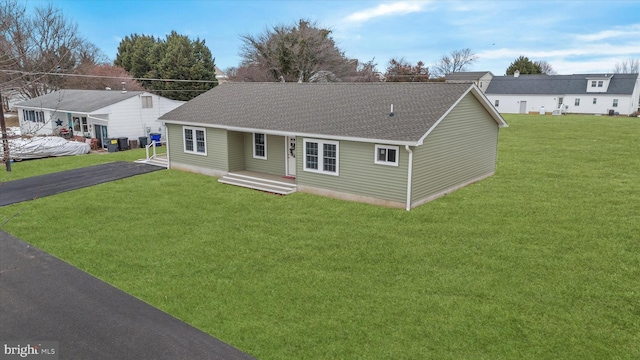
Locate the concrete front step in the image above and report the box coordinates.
[219,173,296,195]
[134,158,169,168]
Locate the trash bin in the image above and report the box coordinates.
[150,133,161,146]
[117,137,129,151]
[107,138,118,152]
[128,139,138,149]
[608,109,615,116]
[138,136,148,148]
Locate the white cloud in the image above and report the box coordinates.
[575,24,640,41]
[477,42,640,60]
[344,1,429,24]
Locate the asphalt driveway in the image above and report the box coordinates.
[0,231,255,359]
[0,162,163,207]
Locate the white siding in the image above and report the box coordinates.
[486,93,637,115]
[90,93,184,140]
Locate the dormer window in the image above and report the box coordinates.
[586,75,613,93]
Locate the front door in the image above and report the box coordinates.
[95,125,108,148]
[286,136,296,177]
[557,97,564,109]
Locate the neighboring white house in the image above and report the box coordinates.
[445,71,494,93]
[485,73,640,115]
[14,89,185,148]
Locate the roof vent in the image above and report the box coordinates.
[389,104,394,117]
[121,81,127,93]
[514,70,520,78]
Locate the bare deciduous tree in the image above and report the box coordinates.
[431,48,477,77]
[535,60,557,75]
[239,19,353,82]
[614,58,640,74]
[384,58,430,82]
[0,0,105,100]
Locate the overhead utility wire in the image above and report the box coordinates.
[0,69,218,83]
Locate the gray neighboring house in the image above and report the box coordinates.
[15,89,184,147]
[485,73,640,115]
[159,82,508,210]
[445,71,494,92]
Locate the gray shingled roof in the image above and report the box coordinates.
[160,82,490,143]
[15,89,145,113]
[445,71,492,81]
[485,73,639,95]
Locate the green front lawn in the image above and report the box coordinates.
[1,115,639,359]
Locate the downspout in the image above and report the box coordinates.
[164,123,170,169]
[405,145,413,211]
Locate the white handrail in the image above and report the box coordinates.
[145,140,166,160]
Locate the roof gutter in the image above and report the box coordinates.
[405,145,413,211]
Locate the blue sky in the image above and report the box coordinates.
[29,0,640,75]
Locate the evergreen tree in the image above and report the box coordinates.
[115,32,217,100]
[506,56,543,75]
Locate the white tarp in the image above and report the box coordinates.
[1,132,90,161]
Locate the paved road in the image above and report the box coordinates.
[0,162,163,207]
[0,231,255,359]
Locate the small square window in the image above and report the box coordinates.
[374,145,399,166]
[597,81,603,87]
[591,81,596,87]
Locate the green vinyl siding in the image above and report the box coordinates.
[227,131,245,172]
[411,93,499,202]
[297,139,408,203]
[167,123,228,171]
[243,133,285,175]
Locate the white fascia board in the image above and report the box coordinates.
[160,120,418,146]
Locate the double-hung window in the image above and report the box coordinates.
[574,98,580,106]
[374,145,399,166]
[253,133,266,159]
[494,100,499,107]
[612,99,618,107]
[141,96,153,108]
[183,126,207,155]
[303,138,338,175]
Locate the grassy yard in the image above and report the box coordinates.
[1,115,639,359]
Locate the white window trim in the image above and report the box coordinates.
[374,144,399,167]
[494,99,499,107]
[183,126,207,156]
[303,138,339,176]
[613,99,618,107]
[253,133,267,160]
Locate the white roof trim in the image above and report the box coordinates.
[160,120,418,146]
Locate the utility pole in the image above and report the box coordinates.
[0,92,11,172]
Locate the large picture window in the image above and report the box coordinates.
[23,110,45,123]
[183,126,207,155]
[303,138,338,175]
[253,133,266,159]
[374,145,399,166]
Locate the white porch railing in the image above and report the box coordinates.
[145,140,166,160]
